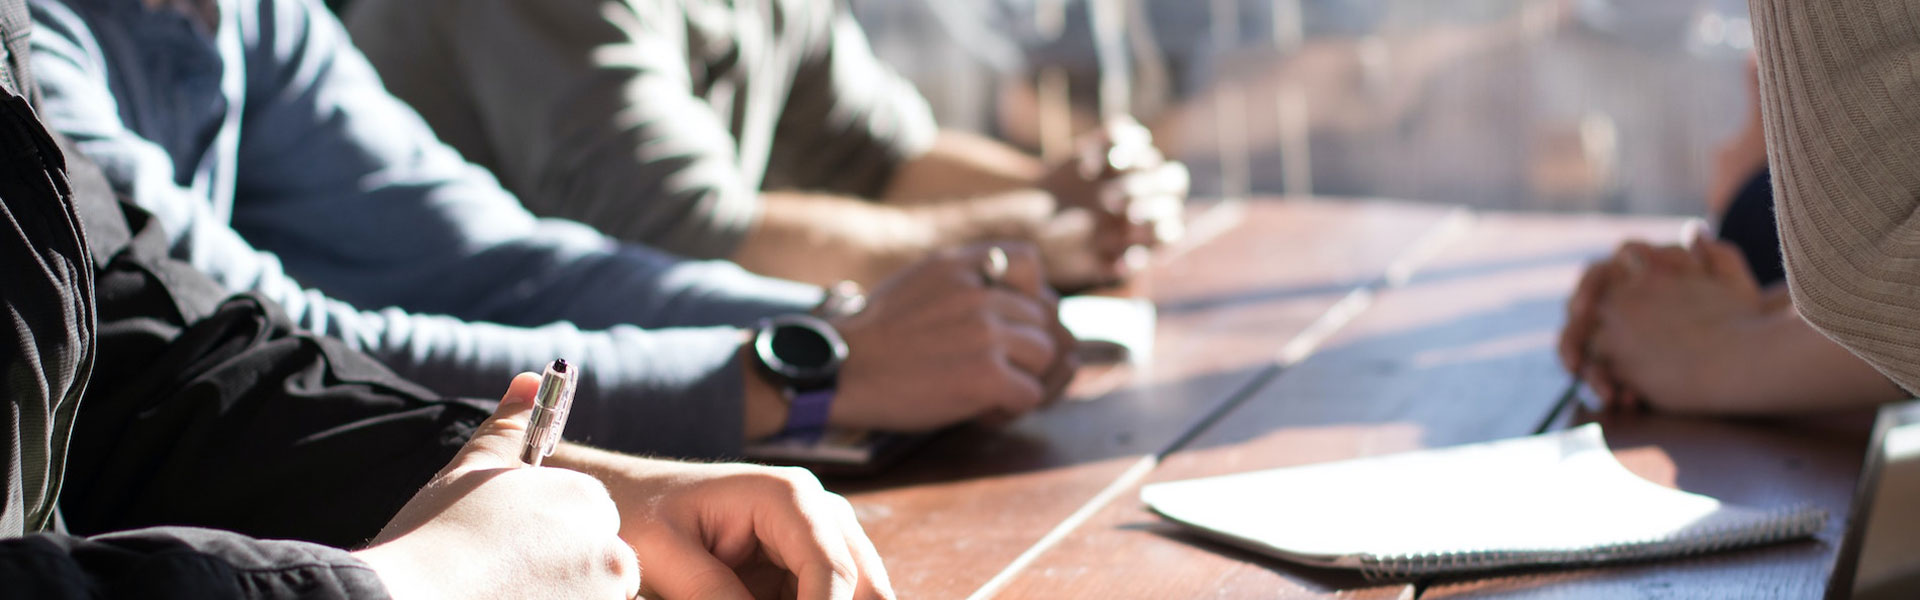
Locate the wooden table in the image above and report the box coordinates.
[825,198,1877,599]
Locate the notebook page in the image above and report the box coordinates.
[1142,424,1808,571]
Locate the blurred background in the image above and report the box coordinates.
[849,0,1756,216]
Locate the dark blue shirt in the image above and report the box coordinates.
[28,0,823,457]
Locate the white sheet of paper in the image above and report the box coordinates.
[1059,296,1156,365]
[1143,424,1816,571]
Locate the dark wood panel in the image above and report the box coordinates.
[991,211,1693,598]
[831,198,1458,599]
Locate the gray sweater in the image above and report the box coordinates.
[344,0,939,260]
[1755,0,1920,394]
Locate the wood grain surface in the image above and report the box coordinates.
[817,203,1872,599]
[989,211,1733,599]
[829,198,1455,598]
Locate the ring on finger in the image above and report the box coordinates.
[980,246,1009,288]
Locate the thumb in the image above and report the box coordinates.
[446,372,544,473]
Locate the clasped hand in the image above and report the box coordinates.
[1557,235,1772,413]
[832,243,1078,431]
[1038,118,1190,289]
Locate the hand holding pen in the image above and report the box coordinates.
[357,371,637,600]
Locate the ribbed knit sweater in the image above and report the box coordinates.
[1757,0,1920,394]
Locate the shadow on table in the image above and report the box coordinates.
[829,243,1612,491]
[1589,410,1873,536]
[831,287,1575,492]
[1170,294,1573,457]
[827,364,1275,493]
[1157,248,1599,317]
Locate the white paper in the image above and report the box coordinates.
[1059,296,1156,365]
[1142,424,1821,573]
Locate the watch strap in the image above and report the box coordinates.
[782,387,835,437]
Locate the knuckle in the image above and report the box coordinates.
[959,317,998,350]
[1034,327,1063,356]
[827,558,861,592]
[772,465,824,490]
[978,313,1006,341]
[549,472,620,519]
[603,540,638,580]
[747,465,820,496]
[826,491,857,516]
[970,354,1008,380]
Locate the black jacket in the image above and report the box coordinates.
[0,0,490,595]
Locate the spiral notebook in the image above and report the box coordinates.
[1142,424,1825,580]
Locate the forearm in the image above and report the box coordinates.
[734,190,1052,287]
[1704,306,1908,414]
[881,130,1047,203]
[331,308,760,459]
[732,192,936,287]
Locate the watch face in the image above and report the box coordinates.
[771,324,834,370]
[757,314,848,386]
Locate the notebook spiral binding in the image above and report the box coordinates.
[1355,504,1828,581]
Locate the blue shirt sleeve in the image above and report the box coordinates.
[27,0,822,457]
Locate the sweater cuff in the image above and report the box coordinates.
[568,326,751,459]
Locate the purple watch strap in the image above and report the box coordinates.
[783,388,835,436]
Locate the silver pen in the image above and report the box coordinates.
[520,359,577,467]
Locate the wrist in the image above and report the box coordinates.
[744,315,846,438]
[741,337,789,440]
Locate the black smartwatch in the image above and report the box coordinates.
[752,314,848,434]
